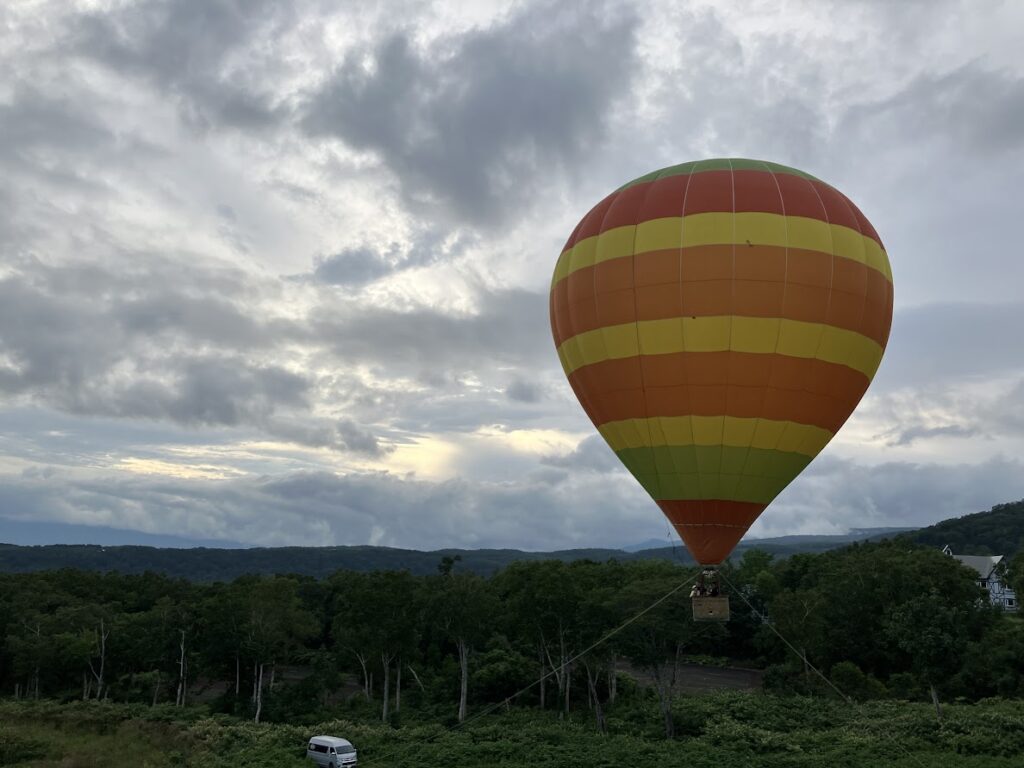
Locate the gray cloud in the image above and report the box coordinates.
[312,248,392,287]
[301,3,639,226]
[310,287,551,375]
[73,0,294,132]
[0,256,404,454]
[0,466,657,550]
[542,434,620,473]
[3,450,1020,551]
[506,379,543,403]
[873,301,1024,391]
[840,64,1024,158]
[763,454,1024,538]
[0,253,561,454]
[885,424,978,448]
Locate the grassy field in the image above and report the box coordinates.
[1,694,1022,767]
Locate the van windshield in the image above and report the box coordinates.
[337,745,355,754]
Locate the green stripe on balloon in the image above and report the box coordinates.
[615,444,812,503]
[616,158,820,191]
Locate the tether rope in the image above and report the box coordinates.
[718,569,930,768]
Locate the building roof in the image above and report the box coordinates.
[943,546,1002,578]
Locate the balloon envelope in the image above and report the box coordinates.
[550,159,893,565]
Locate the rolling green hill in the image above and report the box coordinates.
[899,499,1024,556]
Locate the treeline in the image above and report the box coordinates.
[1,542,1022,737]
[0,534,890,581]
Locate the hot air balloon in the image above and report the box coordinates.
[550,159,892,617]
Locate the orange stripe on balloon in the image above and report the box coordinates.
[561,168,886,253]
[658,499,765,565]
[567,351,869,434]
[550,244,893,348]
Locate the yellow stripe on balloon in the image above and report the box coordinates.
[556,316,883,380]
[598,416,833,457]
[552,212,892,285]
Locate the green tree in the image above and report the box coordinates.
[433,572,496,722]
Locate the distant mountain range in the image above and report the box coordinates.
[0,526,912,581]
[1,499,1019,581]
[0,517,246,549]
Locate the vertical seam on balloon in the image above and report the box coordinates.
[590,192,624,470]
[570,199,615,435]
[759,166,806,490]
[672,165,696,513]
[734,160,790,506]
[682,160,710,526]
[673,162,700,545]
[624,170,667,499]
[719,158,737,528]
[802,176,839,463]
[831,187,874,380]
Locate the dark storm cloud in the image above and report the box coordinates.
[73,0,293,132]
[301,3,639,226]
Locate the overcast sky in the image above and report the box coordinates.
[1,0,1022,551]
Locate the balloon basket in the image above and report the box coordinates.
[692,596,730,622]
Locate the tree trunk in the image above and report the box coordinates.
[538,643,546,709]
[252,662,258,703]
[381,653,391,722]
[929,681,943,721]
[14,682,20,700]
[176,630,186,707]
[254,663,264,723]
[82,671,89,701]
[152,670,162,706]
[395,658,401,713]
[650,661,675,740]
[406,664,426,692]
[88,619,109,700]
[457,639,469,723]
[235,653,240,695]
[608,655,617,705]
[564,662,572,717]
[584,662,606,734]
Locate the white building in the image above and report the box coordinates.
[942,545,1018,612]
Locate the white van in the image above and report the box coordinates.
[306,735,358,767]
